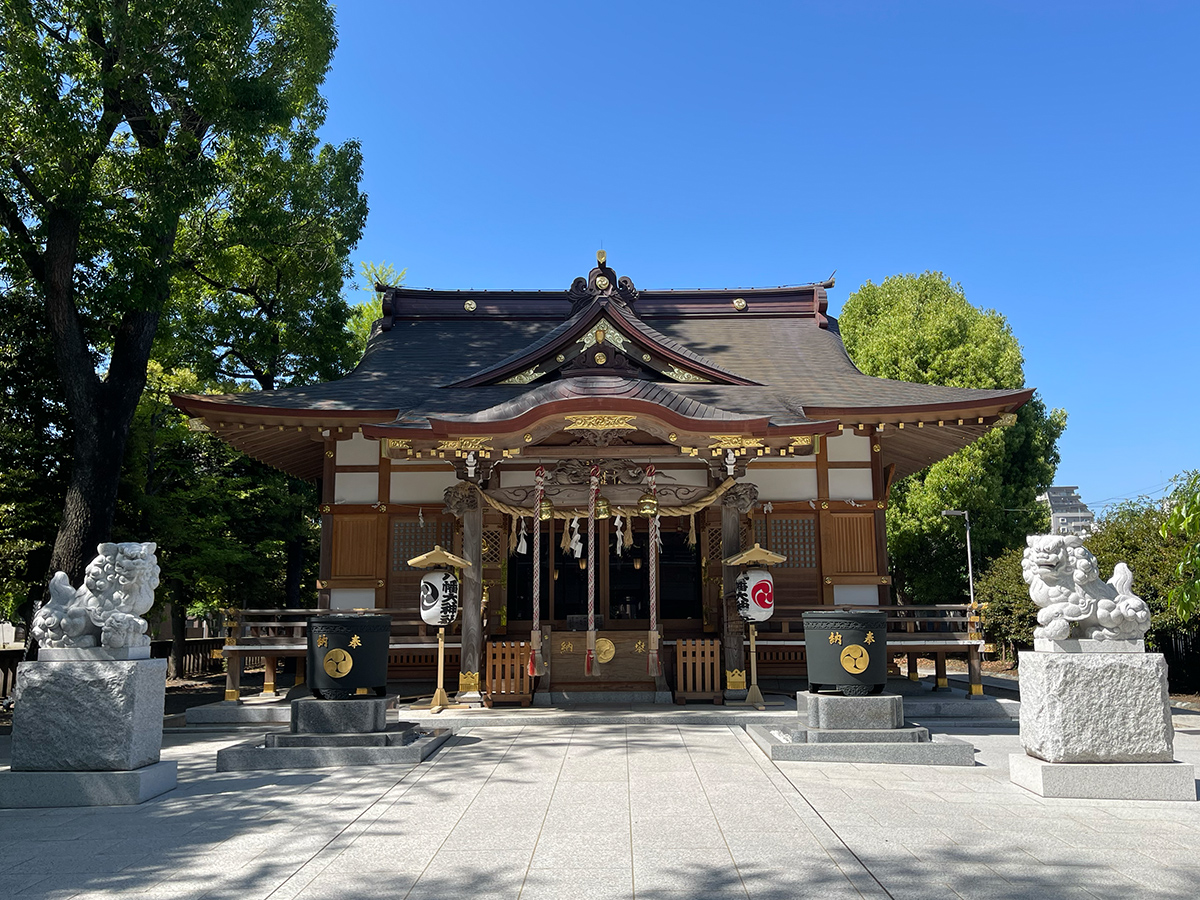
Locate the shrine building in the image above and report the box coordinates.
[173,254,1032,703]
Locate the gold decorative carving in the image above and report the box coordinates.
[458,672,481,693]
[594,351,607,365]
[559,640,574,653]
[324,450,334,458]
[873,444,881,452]
[998,413,1018,427]
[388,438,411,449]
[790,435,813,447]
[500,367,544,385]
[224,689,239,701]
[187,417,211,433]
[634,640,647,653]
[595,638,616,663]
[556,354,565,362]
[350,635,362,648]
[642,353,651,361]
[524,433,533,442]
[864,631,876,644]
[668,433,678,442]
[595,275,610,290]
[707,435,763,449]
[565,414,637,431]
[320,504,331,514]
[725,669,747,690]
[733,298,747,311]
[317,634,328,648]
[840,644,868,673]
[464,299,477,312]
[575,317,630,353]
[828,631,843,645]
[437,437,493,452]
[665,365,710,384]
[323,648,353,678]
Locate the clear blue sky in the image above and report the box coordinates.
[320,2,1198,514]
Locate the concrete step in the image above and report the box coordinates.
[802,725,930,744]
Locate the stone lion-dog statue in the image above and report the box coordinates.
[1021,534,1151,642]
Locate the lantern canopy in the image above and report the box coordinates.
[419,570,460,627]
[736,568,775,622]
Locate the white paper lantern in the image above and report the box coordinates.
[736,568,775,622]
[420,570,459,627]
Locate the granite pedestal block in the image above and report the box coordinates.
[807,693,903,730]
[1018,650,1173,763]
[290,696,389,733]
[11,659,167,771]
[0,761,177,808]
[1010,754,1196,801]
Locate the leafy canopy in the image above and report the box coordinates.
[1160,471,1200,620]
[839,272,1065,604]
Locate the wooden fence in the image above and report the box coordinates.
[0,637,228,701]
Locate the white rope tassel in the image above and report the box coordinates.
[614,514,624,556]
[569,517,583,558]
[517,516,528,555]
[530,466,545,677]
[647,465,661,676]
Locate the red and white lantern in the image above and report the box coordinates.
[736,568,775,622]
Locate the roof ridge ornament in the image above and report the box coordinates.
[567,250,639,313]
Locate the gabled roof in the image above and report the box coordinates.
[171,257,1033,481]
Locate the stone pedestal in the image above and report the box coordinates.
[747,692,975,765]
[11,659,167,771]
[1012,649,1195,800]
[1,658,177,808]
[1018,650,1173,763]
[290,697,389,734]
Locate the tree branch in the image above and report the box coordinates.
[0,190,45,283]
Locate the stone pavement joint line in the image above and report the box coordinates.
[0,713,1198,899]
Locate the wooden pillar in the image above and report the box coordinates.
[446,482,483,703]
[224,652,242,702]
[720,483,758,701]
[907,652,920,681]
[263,655,277,696]
[296,654,307,687]
[934,652,948,691]
[967,645,984,697]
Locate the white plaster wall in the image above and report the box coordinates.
[834,585,879,606]
[334,472,378,504]
[390,469,461,503]
[335,433,380,465]
[744,465,818,500]
[330,588,377,610]
[826,429,872,462]
[828,468,874,500]
[664,467,710,487]
[499,468,534,488]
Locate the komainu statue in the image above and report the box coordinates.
[32,542,161,650]
[1021,534,1151,641]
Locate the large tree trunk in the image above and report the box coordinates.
[169,580,189,679]
[284,534,305,608]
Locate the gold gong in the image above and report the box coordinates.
[323,648,354,678]
[595,638,616,663]
[839,644,868,674]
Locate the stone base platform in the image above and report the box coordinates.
[748,725,976,765]
[0,761,177,808]
[804,725,931,744]
[215,729,451,772]
[1009,754,1197,801]
[290,696,390,733]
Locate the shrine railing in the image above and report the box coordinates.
[751,604,981,646]
[227,608,456,650]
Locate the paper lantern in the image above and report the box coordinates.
[420,570,460,627]
[736,568,775,622]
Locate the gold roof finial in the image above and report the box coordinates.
[597,249,606,266]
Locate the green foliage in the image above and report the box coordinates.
[1159,471,1200,621]
[975,547,1036,660]
[348,261,406,358]
[839,272,1066,604]
[117,365,320,617]
[166,125,369,390]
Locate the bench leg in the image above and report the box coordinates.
[263,655,277,696]
[224,652,242,702]
[967,646,984,696]
[934,652,948,691]
[907,652,921,682]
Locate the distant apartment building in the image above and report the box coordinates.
[1037,486,1095,536]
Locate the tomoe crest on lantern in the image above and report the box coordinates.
[736,568,775,622]
[420,570,460,627]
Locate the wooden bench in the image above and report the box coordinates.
[484,640,533,707]
[674,638,723,704]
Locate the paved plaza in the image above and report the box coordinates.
[2,711,1199,900]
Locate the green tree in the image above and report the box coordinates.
[1159,472,1200,621]
[167,126,368,391]
[838,272,1066,604]
[975,547,1036,661]
[0,0,336,585]
[348,260,406,357]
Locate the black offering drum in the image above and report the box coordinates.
[802,610,887,696]
[307,614,390,700]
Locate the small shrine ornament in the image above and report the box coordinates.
[420,570,460,627]
[736,568,775,622]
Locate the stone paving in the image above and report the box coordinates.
[1,711,1198,899]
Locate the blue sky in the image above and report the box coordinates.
[320,2,1198,514]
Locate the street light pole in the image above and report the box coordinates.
[941,509,975,605]
[942,508,983,696]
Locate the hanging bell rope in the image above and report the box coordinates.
[585,465,600,676]
[647,464,662,677]
[529,465,546,677]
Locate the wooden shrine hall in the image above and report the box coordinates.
[173,253,1032,704]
